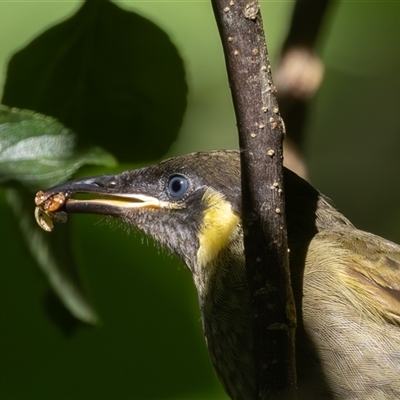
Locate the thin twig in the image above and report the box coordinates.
[275,0,334,179]
[212,1,297,398]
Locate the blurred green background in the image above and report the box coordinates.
[1,1,400,399]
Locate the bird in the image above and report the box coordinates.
[35,150,400,399]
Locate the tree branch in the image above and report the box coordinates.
[275,0,334,178]
[212,1,297,398]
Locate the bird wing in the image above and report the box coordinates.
[316,228,400,326]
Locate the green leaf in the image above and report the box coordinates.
[2,0,187,162]
[0,105,116,326]
[0,105,116,190]
[5,186,99,326]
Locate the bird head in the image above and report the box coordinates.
[39,151,243,278]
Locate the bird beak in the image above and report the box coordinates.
[38,175,162,217]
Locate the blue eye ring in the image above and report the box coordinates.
[168,175,189,199]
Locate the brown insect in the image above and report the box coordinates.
[35,191,68,232]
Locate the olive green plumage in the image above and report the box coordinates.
[42,150,400,399]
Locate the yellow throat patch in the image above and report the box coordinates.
[197,189,240,267]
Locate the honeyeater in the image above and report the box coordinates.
[36,150,400,399]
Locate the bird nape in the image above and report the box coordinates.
[35,150,400,399]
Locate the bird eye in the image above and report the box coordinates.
[168,175,189,199]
